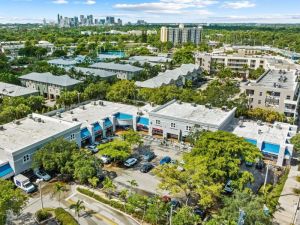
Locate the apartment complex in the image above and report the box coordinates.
[19,72,82,100]
[89,62,143,80]
[160,24,202,46]
[243,69,300,119]
[0,114,81,178]
[135,64,201,88]
[195,52,267,75]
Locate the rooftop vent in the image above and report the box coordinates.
[93,101,97,106]
[178,100,182,104]
[80,105,85,110]
[14,120,21,125]
[205,103,212,109]
[137,111,143,116]
[69,110,73,114]
[56,112,61,118]
[72,117,78,121]
[28,114,33,119]
[222,106,228,111]
[0,125,4,131]
[99,101,104,106]
[35,117,42,123]
[257,120,262,126]
[276,123,282,129]
[191,103,197,107]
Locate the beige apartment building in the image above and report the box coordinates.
[243,69,300,119]
[195,52,267,75]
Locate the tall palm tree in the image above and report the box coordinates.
[127,179,138,195]
[52,182,67,206]
[69,200,85,221]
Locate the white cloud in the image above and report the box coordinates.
[84,0,96,5]
[52,0,68,4]
[114,0,218,14]
[222,1,255,9]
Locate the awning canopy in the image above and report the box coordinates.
[115,112,133,120]
[0,163,14,179]
[137,117,149,127]
[104,118,113,128]
[94,122,102,134]
[81,128,91,140]
[262,142,280,155]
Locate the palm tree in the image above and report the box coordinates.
[102,177,116,199]
[69,200,85,221]
[127,179,138,195]
[52,182,67,206]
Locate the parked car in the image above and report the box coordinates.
[255,160,265,170]
[13,174,36,193]
[100,139,109,144]
[224,180,234,194]
[170,199,181,209]
[124,158,138,167]
[160,156,171,165]
[34,169,51,181]
[194,207,206,220]
[100,155,112,164]
[245,161,253,167]
[140,163,154,173]
[86,145,98,153]
[142,151,155,162]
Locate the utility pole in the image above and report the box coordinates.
[37,179,44,209]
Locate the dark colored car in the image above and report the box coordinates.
[140,163,154,173]
[194,207,206,220]
[245,161,253,167]
[170,199,181,209]
[143,151,156,162]
[224,180,234,194]
[160,156,171,165]
[255,160,265,170]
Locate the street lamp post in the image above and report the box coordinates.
[36,179,44,209]
[169,205,174,225]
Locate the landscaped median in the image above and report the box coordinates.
[76,187,144,223]
[55,207,79,225]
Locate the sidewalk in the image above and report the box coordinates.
[273,163,300,225]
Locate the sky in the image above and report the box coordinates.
[0,0,300,24]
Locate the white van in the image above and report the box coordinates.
[13,174,36,193]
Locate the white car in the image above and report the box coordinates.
[86,145,99,153]
[124,158,138,167]
[34,169,51,181]
[100,155,112,164]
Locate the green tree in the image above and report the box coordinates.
[207,191,272,225]
[52,182,68,206]
[88,177,99,188]
[127,179,138,195]
[106,80,137,103]
[69,200,85,221]
[291,134,300,152]
[97,140,132,163]
[172,205,200,225]
[0,180,28,224]
[102,177,116,199]
[173,48,195,64]
[121,129,143,147]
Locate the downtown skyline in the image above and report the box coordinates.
[0,0,300,24]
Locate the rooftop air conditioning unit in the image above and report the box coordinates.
[0,125,4,131]
[81,105,85,110]
[56,112,61,117]
[36,118,42,123]
[72,117,78,121]
[192,103,197,107]
[28,114,33,119]
[205,103,212,109]
[70,110,73,114]
[15,120,21,125]
[99,101,104,106]
[222,106,228,111]
[93,101,97,106]
[257,120,262,126]
[276,124,282,129]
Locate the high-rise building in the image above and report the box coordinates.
[80,15,85,25]
[87,15,93,25]
[117,18,122,26]
[160,24,203,46]
[137,20,147,25]
[106,16,115,25]
[160,26,168,43]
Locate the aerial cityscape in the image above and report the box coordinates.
[0,0,300,225]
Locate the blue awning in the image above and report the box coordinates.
[285,148,291,156]
[104,118,113,128]
[0,163,14,178]
[81,128,91,140]
[137,117,149,127]
[94,122,102,133]
[261,142,280,155]
[115,112,133,120]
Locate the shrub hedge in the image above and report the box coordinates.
[54,207,78,225]
[35,209,52,222]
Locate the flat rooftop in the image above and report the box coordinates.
[150,100,235,127]
[0,114,80,154]
[232,120,296,146]
[56,101,155,129]
[0,82,38,97]
[48,58,77,66]
[253,69,297,90]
